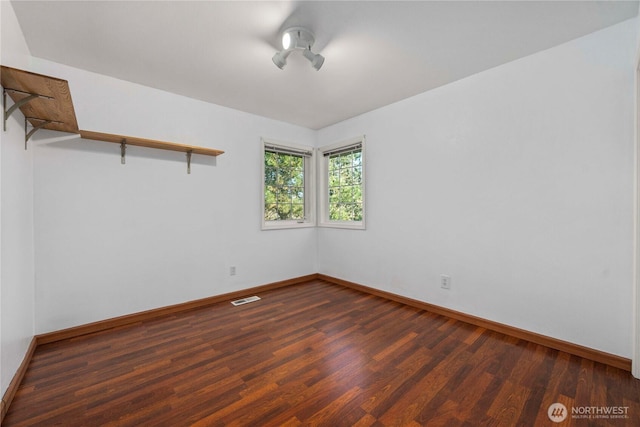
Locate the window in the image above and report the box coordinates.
[318,136,366,229]
[262,139,315,229]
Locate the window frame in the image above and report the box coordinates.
[318,136,366,230]
[261,138,316,230]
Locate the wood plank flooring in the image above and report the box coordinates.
[5,280,640,426]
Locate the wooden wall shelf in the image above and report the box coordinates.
[1,65,79,135]
[2,65,224,169]
[79,130,224,157]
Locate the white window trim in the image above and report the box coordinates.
[318,135,366,230]
[261,138,316,230]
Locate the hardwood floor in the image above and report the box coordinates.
[5,280,640,426]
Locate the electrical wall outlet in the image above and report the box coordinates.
[230,266,237,276]
[440,274,451,290]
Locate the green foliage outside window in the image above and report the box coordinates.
[264,151,305,221]
[328,150,363,221]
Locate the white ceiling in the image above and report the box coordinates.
[10,1,639,130]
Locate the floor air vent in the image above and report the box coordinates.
[231,296,261,306]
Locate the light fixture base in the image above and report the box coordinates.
[281,27,316,51]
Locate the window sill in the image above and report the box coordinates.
[262,221,316,231]
[318,221,365,230]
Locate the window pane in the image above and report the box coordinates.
[329,156,339,171]
[265,151,276,165]
[326,148,363,223]
[278,204,291,218]
[353,151,362,167]
[265,204,278,221]
[289,172,303,187]
[264,186,276,203]
[292,187,304,204]
[329,188,340,205]
[353,203,363,221]
[339,205,350,221]
[340,153,352,168]
[265,150,306,222]
[329,169,340,186]
[340,185,353,202]
[340,168,353,185]
[265,166,276,185]
[353,166,362,183]
[342,203,362,221]
[353,185,362,205]
[276,190,290,204]
[330,203,342,221]
[292,204,304,219]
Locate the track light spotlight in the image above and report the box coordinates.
[272,50,291,70]
[272,27,325,71]
[303,49,325,71]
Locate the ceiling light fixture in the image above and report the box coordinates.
[272,27,325,71]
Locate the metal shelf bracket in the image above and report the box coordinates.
[24,117,63,150]
[3,88,54,131]
[120,139,127,164]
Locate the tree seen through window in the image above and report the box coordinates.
[264,151,305,221]
[328,150,363,221]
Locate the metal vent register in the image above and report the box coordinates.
[231,296,261,306]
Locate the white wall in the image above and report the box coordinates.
[318,19,638,359]
[0,0,36,398]
[28,58,317,333]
